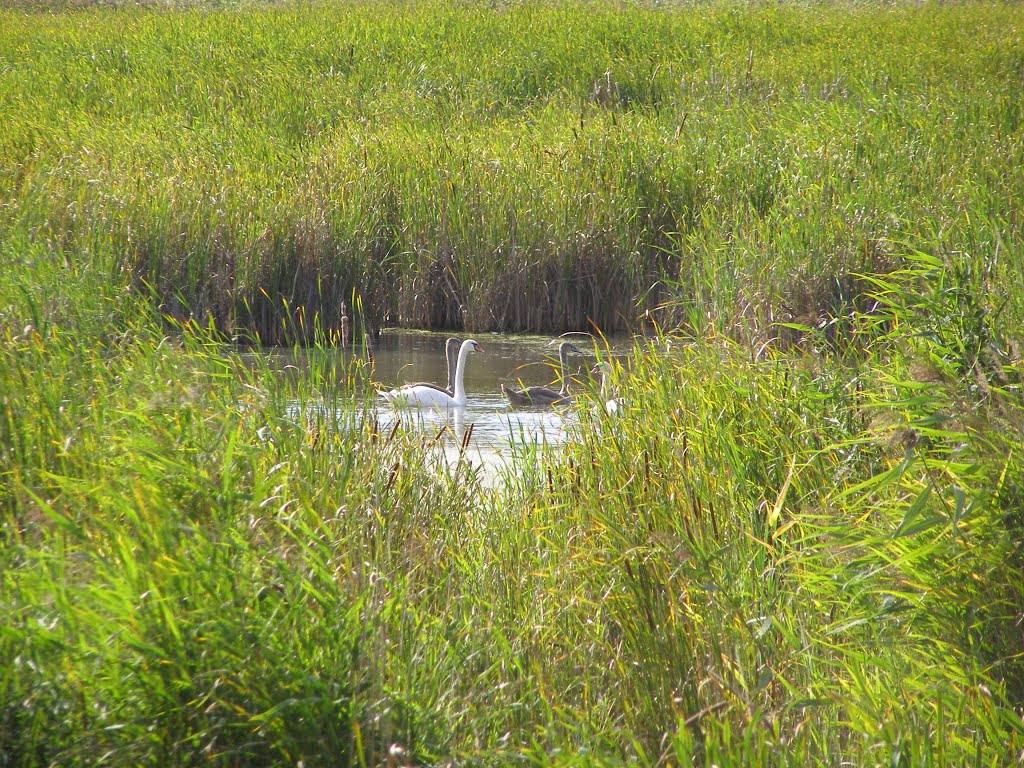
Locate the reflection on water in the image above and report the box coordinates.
[282,330,626,482]
[369,331,605,483]
[373,394,574,484]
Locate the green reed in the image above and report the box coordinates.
[1,1,1022,338]
[3,234,1022,765]
[2,1,1024,764]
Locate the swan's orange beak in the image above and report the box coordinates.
[475,344,484,353]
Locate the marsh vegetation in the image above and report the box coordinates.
[2,1,1024,766]
[3,0,1023,340]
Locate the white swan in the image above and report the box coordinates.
[404,336,461,396]
[383,339,483,409]
[591,362,622,415]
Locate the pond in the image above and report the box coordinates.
[282,330,628,483]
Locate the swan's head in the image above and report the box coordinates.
[559,341,584,356]
[591,361,613,377]
[463,339,483,354]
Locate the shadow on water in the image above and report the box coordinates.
[277,330,630,484]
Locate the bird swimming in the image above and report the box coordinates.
[382,339,483,409]
[591,361,622,415]
[502,341,584,407]
[403,336,461,396]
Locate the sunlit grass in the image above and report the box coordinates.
[2,0,1024,764]
[2,237,1022,765]
[1,0,1022,338]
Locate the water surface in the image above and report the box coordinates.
[369,331,607,480]
[285,330,626,481]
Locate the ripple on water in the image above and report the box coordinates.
[371,394,576,483]
[285,393,577,486]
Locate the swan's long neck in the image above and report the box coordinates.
[453,342,472,404]
[558,345,571,396]
[446,342,458,392]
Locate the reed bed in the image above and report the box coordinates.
[3,1,1024,765]
[3,236,1023,765]
[1,1,1023,338]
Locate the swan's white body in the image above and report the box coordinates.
[383,339,482,409]
[405,336,460,396]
